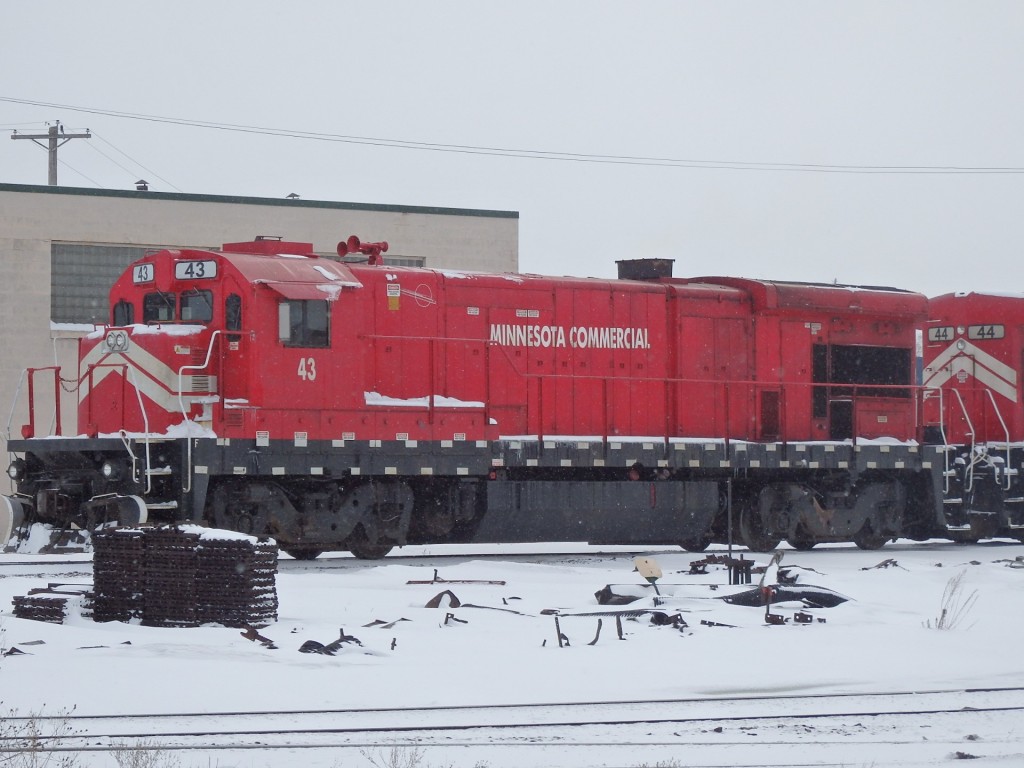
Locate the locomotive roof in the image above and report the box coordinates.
[685,276,927,315]
[929,290,1024,319]
[132,245,363,299]
[221,250,361,291]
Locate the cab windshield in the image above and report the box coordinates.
[141,290,214,323]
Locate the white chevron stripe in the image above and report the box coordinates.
[923,339,1018,403]
[80,338,216,415]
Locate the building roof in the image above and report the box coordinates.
[0,182,519,220]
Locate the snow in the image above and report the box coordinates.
[2,538,1024,767]
[50,322,99,334]
[86,324,207,339]
[364,391,486,409]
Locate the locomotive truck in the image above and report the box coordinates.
[3,236,951,557]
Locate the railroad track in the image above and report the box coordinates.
[3,687,1023,763]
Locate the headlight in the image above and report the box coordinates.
[7,459,26,482]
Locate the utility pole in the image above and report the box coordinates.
[10,121,91,185]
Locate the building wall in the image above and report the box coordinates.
[0,184,518,444]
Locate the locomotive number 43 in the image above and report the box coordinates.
[298,357,317,381]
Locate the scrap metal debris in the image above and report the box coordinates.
[649,611,687,629]
[552,615,570,647]
[407,569,505,586]
[996,556,1024,569]
[298,628,363,655]
[363,618,411,629]
[240,626,277,649]
[594,584,651,605]
[425,590,461,608]
[459,603,528,615]
[723,584,849,608]
[861,558,904,571]
[689,554,756,584]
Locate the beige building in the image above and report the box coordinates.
[0,183,518,442]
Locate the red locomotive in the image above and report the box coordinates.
[3,236,948,556]
[922,292,1024,540]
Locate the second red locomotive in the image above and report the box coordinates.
[4,237,946,556]
[922,292,1024,541]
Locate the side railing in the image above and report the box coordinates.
[10,366,63,440]
[983,389,1013,491]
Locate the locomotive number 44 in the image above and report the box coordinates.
[298,357,317,381]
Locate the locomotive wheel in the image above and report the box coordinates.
[283,548,323,560]
[787,527,817,551]
[853,523,888,550]
[347,527,394,560]
[739,505,780,552]
[679,537,711,553]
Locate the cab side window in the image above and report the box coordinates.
[112,299,134,327]
[278,300,330,348]
[225,294,242,333]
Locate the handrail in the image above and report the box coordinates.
[948,388,976,492]
[922,388,953,494]
[124,365,154,495]
[983,388,1013,490]
[177,330,221,418]
[5,368,28,444]
[176,330,221,494]
[13,367,63,440]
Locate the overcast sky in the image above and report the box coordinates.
[3,2,1022,297]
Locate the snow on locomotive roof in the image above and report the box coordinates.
[948,290,1024,299]
[225,250,363,290]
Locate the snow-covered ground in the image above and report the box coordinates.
[2,537,1024,767]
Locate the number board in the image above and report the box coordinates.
[174,260,218,280]
[132,263,155,283]
[927,326,954,342]
[968,324,1004,340]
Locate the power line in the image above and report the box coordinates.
[58,156,102,187]
[3,95,1024,174]
[90,133,183,192]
